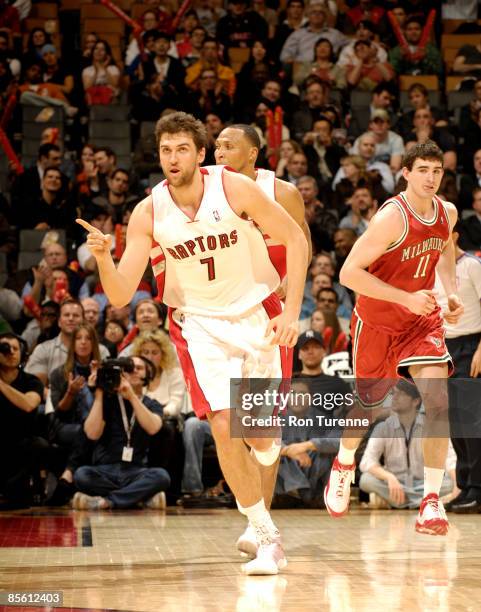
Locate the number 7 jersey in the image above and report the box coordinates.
[150,165,281,316]
[355,192,451,334]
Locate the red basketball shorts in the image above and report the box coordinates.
[351,308,453,407]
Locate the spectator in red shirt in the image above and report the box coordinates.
[346,0,385,31]
[0,0,20,36]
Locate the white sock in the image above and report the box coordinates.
[424,467,445,497]
[237,499,279,542]
[338,442,356,466]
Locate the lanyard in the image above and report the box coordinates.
[118,395,136,448]
[400,421,416,471]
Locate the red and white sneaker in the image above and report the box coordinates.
[415,493,449,536]
[241,541,287,575]
[237,523,258,559]
[324,456,356,517]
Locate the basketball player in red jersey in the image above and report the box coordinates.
[324,142,464,535]
[214,124,311,559]
[77,112,308,574]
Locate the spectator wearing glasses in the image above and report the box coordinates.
[352,110,404,174]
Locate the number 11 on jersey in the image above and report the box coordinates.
[413,253,430,279]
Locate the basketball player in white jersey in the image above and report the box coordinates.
[77,112,308,574]
[215,125,311,291]
[214,124,311,558]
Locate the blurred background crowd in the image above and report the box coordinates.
[0,0,480,514]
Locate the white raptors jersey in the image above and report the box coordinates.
[255,168,287,279]
[150,165,280,316]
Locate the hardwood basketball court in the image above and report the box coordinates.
[0,506,480,611]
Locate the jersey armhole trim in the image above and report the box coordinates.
[381,199,409,252]
[221,166,250,221]
[436,196,452,236]
[151,193,155,240]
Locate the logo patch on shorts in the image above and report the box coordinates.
[429,336,441,348]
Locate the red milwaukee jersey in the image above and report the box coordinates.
[355,192,451,334]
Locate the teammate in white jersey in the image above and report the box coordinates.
[77,112,308,575]
[215,124,311,290]
[214,124,311,559]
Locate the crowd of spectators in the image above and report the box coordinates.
[0,0,481,512]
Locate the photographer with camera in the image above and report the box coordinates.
[0,333,48,509]
[72,355,170,510]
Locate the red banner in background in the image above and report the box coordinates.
[387,9,436,61]
[114,223,124,260]
[0,127,23,175]
[99,0,142,34]
[99,0,192,36]
[169,0,193,34]
[23,295,42,321]
[266,106,283,170]
[0,92,17,131]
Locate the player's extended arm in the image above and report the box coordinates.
[437,203,464,324]
[340,204,436,315]
[275,178,312,265]
[76,198,153,308]
[223,170,308,346]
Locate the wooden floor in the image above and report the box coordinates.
[0,506,480,612]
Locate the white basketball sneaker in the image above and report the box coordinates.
[236,523,258,559]
[241,524,287,575]
[415,493,449,536]
[324,456,356,517]
[242,541,287,575]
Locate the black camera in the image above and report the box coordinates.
[96,358,135,394]
[0,342,12,356]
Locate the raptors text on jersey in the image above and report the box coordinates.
[150,165,281,316]
[355,192,451,334]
